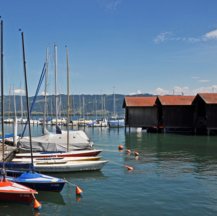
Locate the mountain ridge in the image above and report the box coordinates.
[2,93,152,117]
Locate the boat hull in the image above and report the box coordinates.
[7,172,66,192]
[15,149,102,158]
[12,156,101,163]
[33,160,108,173]
[108,120,125,128]
[0,180,37,203]
[16,182,65,192]
[0,192,34,203]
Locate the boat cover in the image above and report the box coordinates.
[17,130,93,152]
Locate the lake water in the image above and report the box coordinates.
[1,125,217,216]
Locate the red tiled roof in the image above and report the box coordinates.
[157,95,195,106]
[197,93,217,104]
[124,96,157,107]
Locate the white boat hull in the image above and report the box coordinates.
[33,160,108,173]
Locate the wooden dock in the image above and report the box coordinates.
[0,144,16,162]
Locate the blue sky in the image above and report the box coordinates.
[1,0,217,96]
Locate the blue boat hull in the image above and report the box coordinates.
[6,171,66,192]
[108,119,125,128]
[17,181,66,192]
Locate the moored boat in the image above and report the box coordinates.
[15,130,93,152]
[108,117,125,128]
[0,178,37,203]
[33,160,108,173]
[0,18,38,205]
[6,33,66,193]
[15,149,102,158]
[7,171,66,192]
[87,118,108,127]
[2,160,108,173]
[12,156,101,163]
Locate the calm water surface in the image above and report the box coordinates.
[1,125,217,216]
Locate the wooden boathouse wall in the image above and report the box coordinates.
[156,96,195,130]
[193,93,217,133]
[123,96,158,128]
[123,93,217,134]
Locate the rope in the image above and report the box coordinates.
[21,63,46,137]
[64,179,77,187]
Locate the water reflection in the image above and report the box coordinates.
[2,125,217,215]
[37,191,66,205]
[0,202,35,216]
[52,170,106,181]
[124,132,217,177]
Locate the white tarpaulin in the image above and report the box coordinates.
[17,130,93,152]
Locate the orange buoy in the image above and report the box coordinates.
[125,165,134,171]
[126,149,131,154]
[118,145,124,150]
[76,186,83,196]
[134,151,139,156]
[33,198,42,210]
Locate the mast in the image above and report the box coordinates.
[101,94,103,117]
[13,85,17,146]
[21,31,34,170]
[20,82,23,120]
[103,94,106,118]
[43,48,49,131]
[83,96,85,119]
[95,96,97,118]
[13,86,17,118]
[66,47,70,151]
[54,44,58,126]
[113,86,116,117]
[0,18,5,174]
[8,85,11,120]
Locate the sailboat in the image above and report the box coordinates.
[16,129,93,152]
[14,46,100,156]
[14,47,108,173]
[12,156,101,163]
[108,116,125,128]
[32,47,107,172]
[29,160,108,173]
[87,95,108,127]
[108,90,125,128]
[7,171,66,192]
[15,148,102,158]
[47,47,106,172]
[0,19,38,204]
[8,31,66,192]
[14,45,93,152]
[0,178,38,203]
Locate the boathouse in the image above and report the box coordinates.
[192,93,217,134]
[156,95,195,132]
[123,96,158,129]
